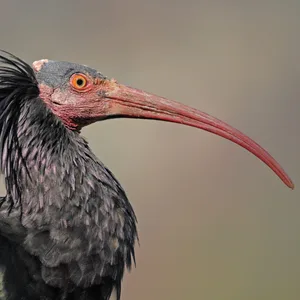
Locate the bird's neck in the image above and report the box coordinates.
[2,97,137,238]
[0,98,62,201]
[2,97,92,206]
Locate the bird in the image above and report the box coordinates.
[0,50,293,300]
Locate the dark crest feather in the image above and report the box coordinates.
[0,50,39,204]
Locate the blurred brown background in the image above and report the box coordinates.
[0,0,299,299]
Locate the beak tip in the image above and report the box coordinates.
[285,179,295,190]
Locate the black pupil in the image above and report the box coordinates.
[77,78,84,86]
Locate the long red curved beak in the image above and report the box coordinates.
[102,83,294,189]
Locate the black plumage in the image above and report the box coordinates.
[0,52,137,300]
[0,51,293,300]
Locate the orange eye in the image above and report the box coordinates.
[70,74,88,90]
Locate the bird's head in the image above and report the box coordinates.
[32,58,294,189]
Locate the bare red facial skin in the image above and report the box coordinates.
[38,76,119,131]
[38,76,294,190]
[38,84,79,131]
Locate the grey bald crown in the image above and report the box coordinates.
[34,60,107,88]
